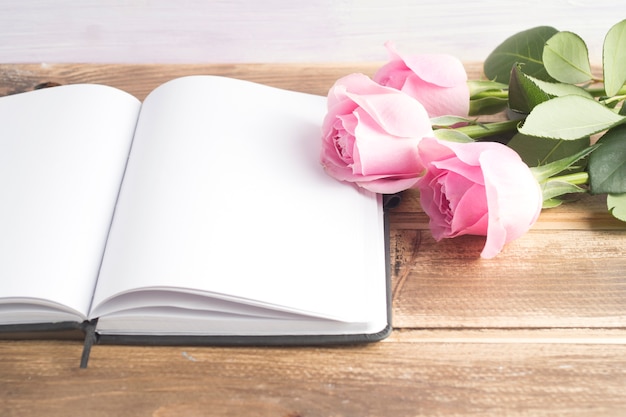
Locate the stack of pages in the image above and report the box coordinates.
[0,76,391,355]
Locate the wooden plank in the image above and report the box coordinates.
[391,191,626,231]
[391,227,626,328]
[0,63,379,98]
[0,62,488,98]
[2,337,626,417]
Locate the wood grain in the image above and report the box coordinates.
[2,336,626,417]
[2,63,626,416]
[0,62,487,99]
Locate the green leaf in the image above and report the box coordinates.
[508,133,590,168]
[588,124,626,194]
[607,192,626,221]
[603,19,626,96]
[467,80,509,96]
[469,96,509,115]
[519,95,626,140]
[543,31,593,84]
[467,80,509,115]
[484,26,559,84]
[509,64,592,114]
[509,65,550,114]
[532,78,593,98]
[430,116,474,128]
[541,180,586,201]
[433,129,475,143]
[542,198,565,208]
[529,144,598,183]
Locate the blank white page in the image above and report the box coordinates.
[0,84,141,320]
[92,76,386,323]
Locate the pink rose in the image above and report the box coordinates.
[416,137,543,258]
[373,42,470,118]
[321,73,433,194]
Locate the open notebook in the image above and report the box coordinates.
[0,76,391,365]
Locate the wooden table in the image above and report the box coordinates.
[1,64,626,416]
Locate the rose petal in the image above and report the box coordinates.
[430,139,512,170]
[402,53,468,87]
[373,65,412,91]
[351,108,422,176]
[356,176,420,194]
[432,157,485,186]
[401,77,470,117]
[448,182,489,236]
[480,149,543,259]
[346,91,433,139]
[372,41,407,88]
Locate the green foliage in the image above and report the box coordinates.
[430,116,474,128]
[526,146,597,206]
[467,80,509,95]
[588,125,626,194]
[467,80,509,115]
[484,26,558,84]
[540,181,587,208]
[607,193,626,221]
[507,134,590,168]
[469,96,509,115]
[508,64,592,114]
[433,129,475,143]
[541,198,564,208]
[543,31,593,84]
[529,145,598,183]
[518,95,626,140]
[475,21,626,223]
[603,19,626,96]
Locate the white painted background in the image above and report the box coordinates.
[0,0,622,64]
